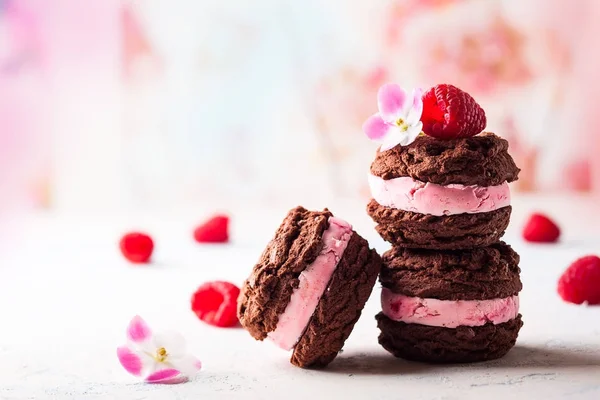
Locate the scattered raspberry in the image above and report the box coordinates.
[522,213,561,243]
[191,281,240,327]
[119,232,154,263]
[193,215,229,243]
[558,255,600,305]
[420,84,486,139]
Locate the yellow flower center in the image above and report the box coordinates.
[396,118,409,132]
[155,347,168,363]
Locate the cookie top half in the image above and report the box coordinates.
[370,133,520,186]
[238,206,332,341]
[380,241,522,300]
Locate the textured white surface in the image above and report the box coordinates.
[1,207,600,400]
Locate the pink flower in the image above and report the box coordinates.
[362,83,423,151]
[117,316,202,383]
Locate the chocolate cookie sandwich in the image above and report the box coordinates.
[363,84,519,250]
[376,242,523,363]
[237,206,381,368]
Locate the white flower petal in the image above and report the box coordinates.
[153,331,187,358]
[405,88,424,126]
[379,130,403,151]
[169,354,202,377]
[135,358,160,379]
[399,124,422,146]
[127,338,155,356]
[379,142,397,152]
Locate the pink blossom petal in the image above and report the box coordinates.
[169,354,202,377]
[117,347,143,376]
[127,315,152,343]
[145,368,181,383]
[405,88,423,126]
[363,114,394,141]
[377,83,408,122]
[160,376,189,384]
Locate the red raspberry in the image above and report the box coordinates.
[420,84,486,139]
[191,281,240,327]
[119,232,154,263]
[193,215,229,243]
[522,213,561,243]
[558,255,600,305]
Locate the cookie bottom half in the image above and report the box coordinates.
[376,312,523,363]
[367,200,511,250]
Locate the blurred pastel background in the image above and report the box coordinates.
[3,2,600,397]
[2,0,600,224]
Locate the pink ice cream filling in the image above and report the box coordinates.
[381,288,519,328]
[268,217,353,351]
[368,174,510,216]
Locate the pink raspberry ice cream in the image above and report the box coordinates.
[268,217,353,350]
[381,288,519,328]
[368,174,510,216]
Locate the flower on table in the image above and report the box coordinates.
[362,83,423,150]
[117,316,202,383]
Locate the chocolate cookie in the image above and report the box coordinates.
[370,133,520,186]
[376,313,523,363]
[237,206,381,368]
[380,242,522,300]
[367,200,511,249]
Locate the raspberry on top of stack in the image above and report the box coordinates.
[363,83,523,363]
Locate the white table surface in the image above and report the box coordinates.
[1,204,599,400]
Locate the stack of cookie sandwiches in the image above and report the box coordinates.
[237,83,523,368]
[364,83,523,363]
